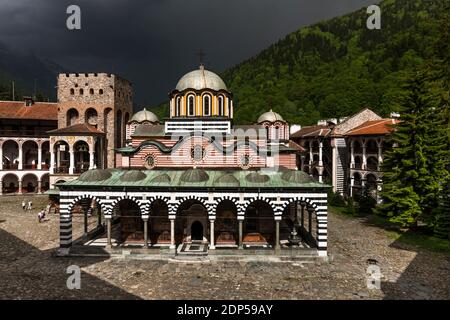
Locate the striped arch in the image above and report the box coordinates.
[144,195,170,216]
[279,196,320,213]
[242,196,278,215]
[172,195,212,215]
[108,195,144,216]
[212,196,241,214]
[67,194,107,214]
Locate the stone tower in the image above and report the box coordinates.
[57,73,133,168]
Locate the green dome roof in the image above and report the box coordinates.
[119,170,147,182]
[180,168,209,183]
[245,171,270,183]
[281,170,314,183]
[214,173,240,186]
[78,169,112,182]
[151,173,171,183]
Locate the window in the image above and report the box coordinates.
[203,95,211,116]
[218,96,224,116]
[89,88,94,95]
[188,95,195,116]
[176,96,181,116]
[99,89,103,95]
[79,88,84,95]
[70,88,74,95]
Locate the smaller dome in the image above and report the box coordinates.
[180,168,209,183]
[78,169,112,182]
[245,171,270,183]
[214,173,240,187]
[130,108,159,123]
[281,170,314,183]
[257,109,285,123]
[151,173,171,183]
[120,170,147,182]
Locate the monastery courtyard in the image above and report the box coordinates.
[0,195,449,300]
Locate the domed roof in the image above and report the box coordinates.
[257,109,285,123]
[119,170,147,182]
[180,168,209,183]
[281,170,314,183]
[130,108,159,123]
[175,65,227,92]
[214,173,240,187]
[245,171,270,183]
[151,173,171,183]
[78,169,112,182]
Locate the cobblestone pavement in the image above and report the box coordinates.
[0,195,449,300]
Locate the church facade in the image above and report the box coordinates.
[57,66,330,257]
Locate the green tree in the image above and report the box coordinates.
[377,71,448,227]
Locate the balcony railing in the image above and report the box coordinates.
[55,167,69,174]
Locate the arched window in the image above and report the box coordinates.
[176,96,181,116]
[99,89,103,95]
[275,126,280,140]
[79,88,84,95]
[218,95,224,116]
[203,95,211,116]
[89,88,94,95]
[70,88,74,95]
[188,95,195,116]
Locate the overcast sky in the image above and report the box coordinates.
[0,0,377,106]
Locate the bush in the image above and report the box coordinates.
[328,190,346,207]
[358,194,377,215]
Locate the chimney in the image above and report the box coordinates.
[23,96,34,106]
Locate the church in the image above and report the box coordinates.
[56,65,330,257]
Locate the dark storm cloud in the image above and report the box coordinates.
[0,0,378,106]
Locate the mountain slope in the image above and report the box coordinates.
[220,0,447,125]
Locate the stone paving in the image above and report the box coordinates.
[0,195,449,300]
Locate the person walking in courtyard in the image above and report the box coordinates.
[22,200,26,211]
[38,210,45,223]
[27,201,33,211]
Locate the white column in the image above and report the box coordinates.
[331,141,337,192]
[170,218,176,249]
[309,142,313,165]
[350,141,355,168]
[209,219,215,250]
[106,217,112,249]
[37,180,42,194]
[350,176,354,197]
[143,217,149,248]
[69,149,75,174]
[319,141,323,166]
[49,149,55,174]
[362,141,367,170]
[275,219,281,251]
[18,180,22,194]
[0,143,3,170]
[377,140,383,171]
[238,219,243,249]
[89,151,95,170]
[37,143,42,170]
[18,142,23,170]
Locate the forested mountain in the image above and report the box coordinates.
[0,43,65,101]
[153,0,447,125]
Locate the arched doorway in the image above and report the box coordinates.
[41,141,50,169]
[54,141,70,173]
[67,108,79,126]
[22,140,38,169]
[244,200,275,247]
[191,221,203,240]
[2,173,19,193]
[2,140,19,169]
[22,173,38,193]
[73,141,90,174]
[149,199,170,246]
[176,200,208,244]
[112,199,143,245]
[215,200,238,247]
[85,108,98,127]
[69,197,103,243]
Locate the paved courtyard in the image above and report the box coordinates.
[0,195,449,300]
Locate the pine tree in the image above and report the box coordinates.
[377,71,447,227]
[434,179,450,239]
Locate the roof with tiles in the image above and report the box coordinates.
[290,125,332,139]
[346,119,398,136]
[48,123,105,135]
[58,169,330,190]
[0,100,58,121]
